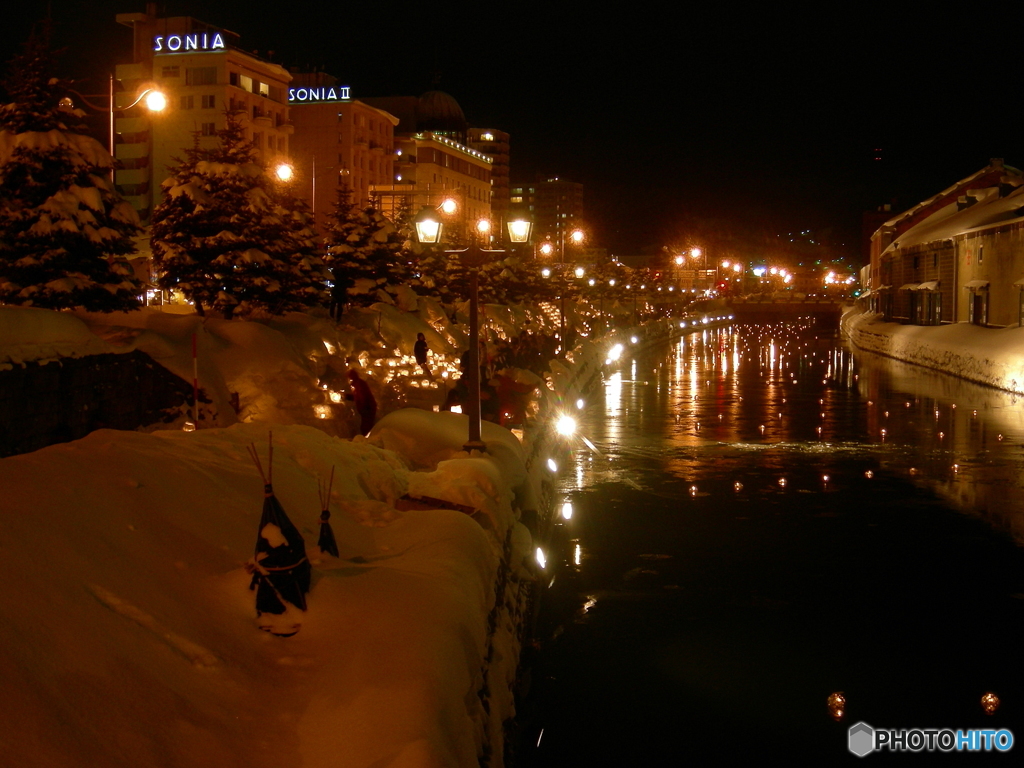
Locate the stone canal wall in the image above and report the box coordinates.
[844,309,1024,394]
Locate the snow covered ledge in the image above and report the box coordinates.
[845,310,1024,394]
[0,416,535,768]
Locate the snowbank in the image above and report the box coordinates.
[844,310,1024,394]
[0,418,535,768]
[0,305,120,368]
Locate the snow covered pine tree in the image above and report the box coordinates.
[151,111,327,319]
[322,185,409,310]
[0,27,142,311]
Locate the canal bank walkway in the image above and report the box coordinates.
[0,301,617,768]
[844,308,1024,394]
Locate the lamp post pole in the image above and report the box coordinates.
[415,207,531,453]
[453,246,500,451]
[63,77,167,181]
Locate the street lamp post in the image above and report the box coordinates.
[414,206,531,452]
[62,75,167,181]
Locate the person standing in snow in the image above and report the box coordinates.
[414,332,431,376]
[346,369,377,436]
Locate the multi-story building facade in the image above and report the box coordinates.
[511,177,584,259]
[467,128,510,217]
[286,71,398,229]
[113,11,293,222]
[363,92,493,235]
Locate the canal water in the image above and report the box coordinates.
[516,321,1024,764]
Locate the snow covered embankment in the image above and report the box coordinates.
[0,416,536,768]
[844,310,1024,394]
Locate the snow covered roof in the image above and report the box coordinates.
[882,184,1024,256]
[881,159,1023,230]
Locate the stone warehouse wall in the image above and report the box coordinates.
[0,351,195,458]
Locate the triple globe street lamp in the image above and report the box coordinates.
[413,204,533,453]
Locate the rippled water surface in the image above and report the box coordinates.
[517,322,1024,764]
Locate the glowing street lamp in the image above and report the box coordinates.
[413,208,532,452]
[275,162,294,182]
[62,75,167,180]
[506,216,533,243]
[413,206,443,244]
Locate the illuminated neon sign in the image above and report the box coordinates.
[288,86,351,103]
[153,33,226,53]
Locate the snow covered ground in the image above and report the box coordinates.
[0,302,601,767]
[844,308,1024,394]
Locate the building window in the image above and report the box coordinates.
[200,123,216,136]
[239,74,253,92]
[201,94,216,109]
[161,66,180,78]
[180,95,194,110]
[979,245,984,264]
[185,67,217,86]
[252,132,263,148]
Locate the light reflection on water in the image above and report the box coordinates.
[566,322,1024,544]
[527,320,1024,764]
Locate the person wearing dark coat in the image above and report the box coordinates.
[414,332,431,375]
[346,369,377,436]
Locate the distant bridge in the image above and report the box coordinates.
[726,295,846,323]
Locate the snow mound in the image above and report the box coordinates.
[0,305,118,368]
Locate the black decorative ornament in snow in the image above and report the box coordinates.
[246,435,310,636]
[317,466,340,558]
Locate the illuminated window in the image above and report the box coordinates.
[239,75,253,92]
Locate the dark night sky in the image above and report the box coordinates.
[4,2,1024,261]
